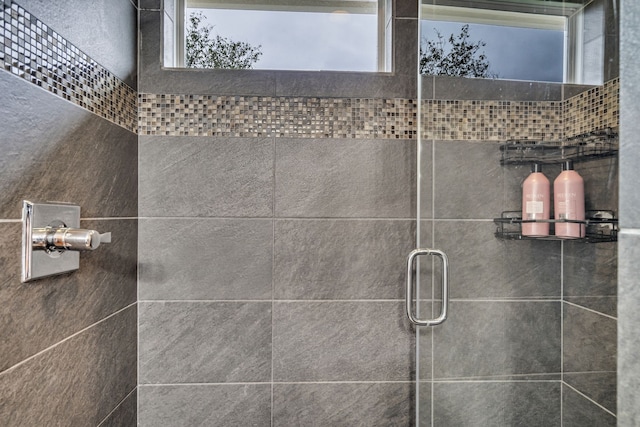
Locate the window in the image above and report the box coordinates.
[420,1,606,84]
[167,0,391,72]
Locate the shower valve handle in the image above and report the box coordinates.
[32,226,112,252]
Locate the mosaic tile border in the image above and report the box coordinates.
[138,95,418,139]
[0,0,137,132]
[564,78,619,138]
[138,94,565,141]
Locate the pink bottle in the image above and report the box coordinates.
[554,160,585,238]
[522,163,550,237]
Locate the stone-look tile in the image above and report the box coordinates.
[565,296,617,317]
[138,384,271,427]
[563,84,599,100]
[273,382,413,427]
[417,302,433,380]
[618,230,640,425]
[139,0,161,9]
[433,382,561,426]
[139,219,272,300]
[433,302,561,378]
[579,157,619,213]
[139,301,271,383]
[274,71,415,99]
[564,372,616,414]
[139,136,273,217]
[0,305,137,426]
[0,73,138,219]
[99,389,137,427]
[394,18,419,77]
[273,301,414,381]
[0,219,137,371]
[563,241,617,297]
[274,219,414,300]
[433,221,561,299]
[563,303,616,374]
[433,140,503,219]
[419,140,434,219]
[16,0,137,86]
[275,138,416,218]
[562,384,616,427]
[417,382,432,427]
[396,0,418,18]
[433,76,564,101]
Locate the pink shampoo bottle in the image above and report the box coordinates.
[522,163,550,237]
[554,160,585,238]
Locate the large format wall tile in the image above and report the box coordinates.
[433,301,561,378]
[138,384,271,427]
[0,219,137,371]
[273,382,413,427]
[139,136,273,217]
[274,219,415,299]
[0,305,137,427]
[563,372,616,414]
[433,140,503,219]
[139,301,271,383]
[273,301,414,381]
[275,138,416,218]
[433,221,561,298]
[0,72,138,219]
[562,384,616,427]
[139,218,272,300]
[563,241,617,297]
[563,304,616,374]
[433,382,561,426]
[99,389,136,427]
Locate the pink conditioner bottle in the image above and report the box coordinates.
[522,163,550,237]
[554,160,585,238]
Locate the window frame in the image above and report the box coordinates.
[172,0,392,72]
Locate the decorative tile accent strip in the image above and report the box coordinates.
[0,1,137,132]
[420,100,563,141]
[138,94,418,138]
[564,78,619,137]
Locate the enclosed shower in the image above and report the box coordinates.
[0,0,637,425]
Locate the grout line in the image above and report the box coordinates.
[139,381,416,386]
[271,136,276,427]
[136,298,563,303]
[137,216,417,221]
[82,217,138,221]
[563,300,617,320]
[561,240,564,427]
[563,382,617,418]
[96,386,137,427]
[0,302,136,377]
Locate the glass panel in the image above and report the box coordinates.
[416,0,618,425]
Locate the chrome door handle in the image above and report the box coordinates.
[406,248,449,326]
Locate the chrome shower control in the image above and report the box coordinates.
[21,200,113,282]
[32,227,112,252]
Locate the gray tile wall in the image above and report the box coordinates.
[136,0,620,425]
[138,134,417,425]
[619,1,640,424]
[0,1,138,425]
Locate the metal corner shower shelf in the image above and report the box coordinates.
[494,210,618,243]
[496,128,618,243]
[499,127,618,165]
